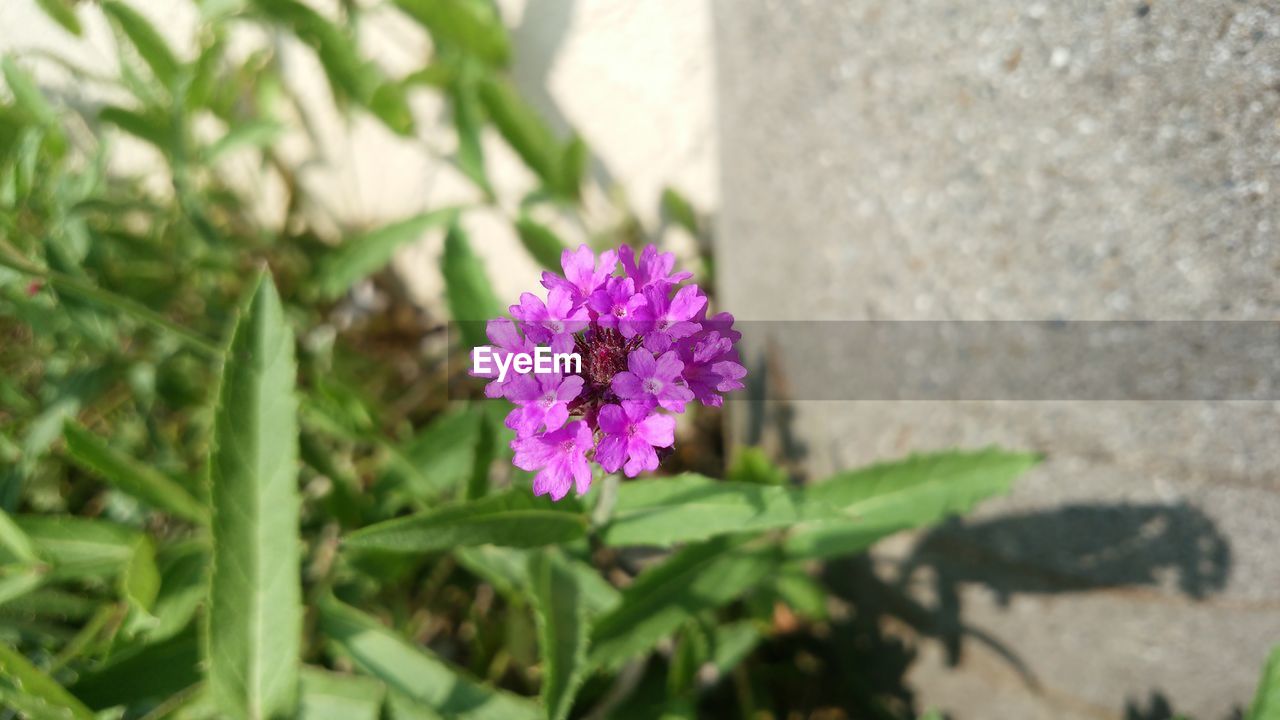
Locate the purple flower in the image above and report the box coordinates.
[512,421,594,500]
[595,402,676,477]
[587,277,647,337]
[504,372,583,435]
[677,331,747,408]
[611,349,694,412]
[470,318,535,399]
[619,245,692,290]
[542,244,618,305]
[635,284,706,352]
[510,287,589,344]
[475,244,745,500]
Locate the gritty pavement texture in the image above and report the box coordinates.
[714,1,1280,717]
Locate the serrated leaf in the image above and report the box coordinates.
[785,449,1040,560]
[345,490,587,553]
[442,220,502,347]
[317,208,458,299]
[35,0,82,36]
[394,0,509,67]
[318,595,540,720]
[0,642,94,720]
[206,273,302,720]
[529,550,588,720]
[589,536,777,670]
[601,474,839,547]
[477,78,560,187]
[514,216,568,272]
[63,421,208,524]
[1250,645,1280,720]
[103,2,180,89]
[299,666,385,720]
[202,119,284,162]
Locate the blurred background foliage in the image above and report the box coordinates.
[0,1,1276,720]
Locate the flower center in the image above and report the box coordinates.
[559,439,576,453]
[613,305,628,318]
[546,319,565,334]
[538,391,557,409]
[656,318,671,331]
[643,378,664,394]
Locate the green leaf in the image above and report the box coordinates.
[71,627,201,710]
[1,57,57,126]
[442,220,502,347]
[345,490,587,553]
[477,78,560,187]
[14,516,140,580]
[370,81,416,136]
[1249,645,1280,720]
[394,0,509,67]
[381,405,481,498]
[252,0,373,103]
[299,667,385,720]
[0,506,39,563]
[316,208,458,299]
[98,105,170,150]
[120,535,161,612]
[206,272,302,720]
[450,77,492,197]
[318,595,540,720]
[149,543,207,642]
[63,421,208,524]
[727,446,787,485]
[103,2,181,88]
[0,642,94,720]
[514,216,568,272]
[785,449,1040,560]
[705,621,761,678]
[601,474,838,547]
[554,135,587,200]
[529,550,588,720]
[455,546,620,617]
[660,187,700,236]
[202,119,284,162]
[589,536,777,670]
[0,565,46,606]
[34,0,83,36]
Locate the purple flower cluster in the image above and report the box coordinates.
[472,245,746,501]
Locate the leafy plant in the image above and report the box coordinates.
[0,2,1049,718]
